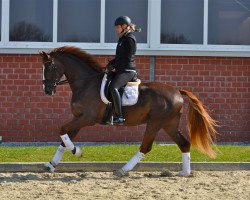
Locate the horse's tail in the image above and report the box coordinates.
[180,89,217,158]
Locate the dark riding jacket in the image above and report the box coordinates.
[113,32,137,72]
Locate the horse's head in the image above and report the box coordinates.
[39,51,65,95]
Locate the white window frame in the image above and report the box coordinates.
[0,0,249,57]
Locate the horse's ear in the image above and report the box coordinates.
[38,50,49,59]
[38,50,43,57]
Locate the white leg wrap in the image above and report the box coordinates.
[44,162,55,173]
[74,146,83,157]
[60,134,74,151]
[179,152,191,176]
[122,151,145,172]
[51,145,66,166]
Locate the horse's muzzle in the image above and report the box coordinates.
[44,87,56,95]
[43,80,56,95]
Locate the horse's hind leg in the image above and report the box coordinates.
[44,129,80,172]
[163,114,191,176]
[114,122,160,177]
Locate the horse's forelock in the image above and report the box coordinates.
[49,46,103,72]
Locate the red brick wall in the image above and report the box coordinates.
[0,54,249,143]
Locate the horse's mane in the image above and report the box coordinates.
[49,46,103,72]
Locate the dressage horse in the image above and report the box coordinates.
[39,46,217,177]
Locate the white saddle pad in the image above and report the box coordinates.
[100,74,140,106]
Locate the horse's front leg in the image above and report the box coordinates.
[45,116,94,172]
[59,116,94,155]
[44,129,79,172]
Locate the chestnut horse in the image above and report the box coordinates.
[39,46,217,177]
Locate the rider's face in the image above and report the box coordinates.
[115,25,123,34]
[115,24,127,35]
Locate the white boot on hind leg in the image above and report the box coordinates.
[178,152,191,176]
[113,151,145,177]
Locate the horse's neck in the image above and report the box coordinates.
[61,56,101,92]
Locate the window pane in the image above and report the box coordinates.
[9,0,52,42]
[105,0,148,43]
[58,0,100,43]
[208,0,250,45]
[161,0,203,44]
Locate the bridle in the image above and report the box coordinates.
[42,60,69,86]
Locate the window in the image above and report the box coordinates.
[9,0,53,42]
[0,0,249,56]
[58,0,100,43]
[161,0,204,44]
[208,0,250,45]
[105,0,148,43]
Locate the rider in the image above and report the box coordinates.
[108,16,140,125]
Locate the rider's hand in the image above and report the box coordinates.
[106,59,115,71]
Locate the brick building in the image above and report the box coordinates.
[0,0,249,143]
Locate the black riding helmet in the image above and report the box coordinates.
[114,16,131,26]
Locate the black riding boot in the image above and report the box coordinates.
[110,88,125,125]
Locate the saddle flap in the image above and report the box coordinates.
[122,80,140,106]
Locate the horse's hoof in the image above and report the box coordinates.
[113,169,128,178]
[177,170,191,177]
[73,146,83,157]
[44,162,55,173]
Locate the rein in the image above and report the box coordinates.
[55,72,104,86]
[56,79,69,85]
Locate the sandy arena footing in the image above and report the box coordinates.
[0,171,249,200]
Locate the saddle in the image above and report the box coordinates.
[100,73,141,106]
[100,73,141,125]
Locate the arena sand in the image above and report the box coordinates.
[0,171,249,200]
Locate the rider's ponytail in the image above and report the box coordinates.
[129,23,141,33]
[120,23,141,38]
